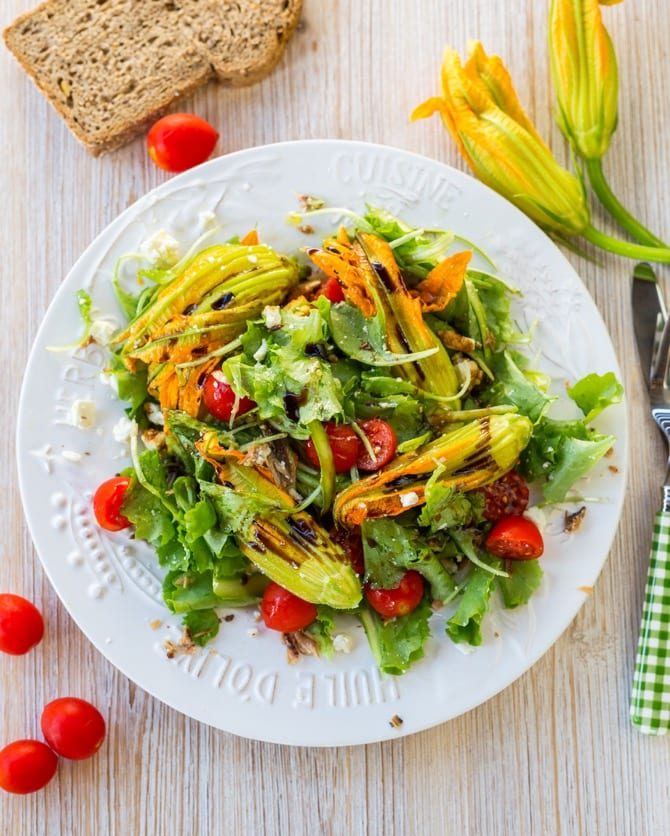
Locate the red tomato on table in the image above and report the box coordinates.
[365,571,424,618]
[260,583,317,632]
[0,593,44,655]
[41,698,106,761]
[147,113,219,173]
[0,740,57,794]
[485,515,544,560]
[93,476,131,531]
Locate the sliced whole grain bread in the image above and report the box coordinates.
[3,0,302,155]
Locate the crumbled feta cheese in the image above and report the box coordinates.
[140,229,181,268]
[90,317,118,346]
[400,491,419,508]
[61,450,83,463]
[524,505,546,532]
[262,305,282,330]
[70,400,97,429]
[197,210,217,232]
[333,633,353,654]
[145,402,164,426]
[112,416,137,445]
[253,339,269,363]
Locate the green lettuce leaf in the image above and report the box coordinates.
[362,519,457,603]
[418,467,485,532]
[110,353,149,420]
[498,561,544,608]
[223,305,344,431]
[483,350,552,422]
[305,607,336,659]
[522,418,615,502]
[567,371,623,423]
[359,597,432,675]
[182,609,220,646]
[447,560,501,646]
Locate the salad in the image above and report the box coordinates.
[87,205,622,675]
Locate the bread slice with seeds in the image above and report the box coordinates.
[3,0,302,155]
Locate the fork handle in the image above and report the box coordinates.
[630,511,670,734]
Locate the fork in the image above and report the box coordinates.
[630,293,670,734]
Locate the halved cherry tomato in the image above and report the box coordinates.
[0,740,58,795]
[330,526,365,575]
[93,476,131,532]
[305,423,362,474]
[317,276,345,303]
[485,515,544,560]
[356,418,398,472]
[203,371,256,422]
[41,698,106,761]
[480,470,529,521]
[260,582,317,632]
[147,113,219,173]
[365,571,424,618]
[0,594,44,655]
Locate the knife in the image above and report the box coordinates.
[630,263,670,735]
[632,262,666,380]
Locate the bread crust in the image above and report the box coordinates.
[3,0,303,155]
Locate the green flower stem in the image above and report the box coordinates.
[585,158,667,248]
[582,224,670,271]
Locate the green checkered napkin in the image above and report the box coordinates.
[630,512,670,734]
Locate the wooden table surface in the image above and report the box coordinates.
[2,1,669,833]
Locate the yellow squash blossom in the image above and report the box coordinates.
[412,41,590,238]
[413,38,670,264]
[549,0,619,161]
[549,0,665,246]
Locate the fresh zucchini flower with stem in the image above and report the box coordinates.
[549,0,666,247]
[412,41,670,270]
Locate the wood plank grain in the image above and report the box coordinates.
[1,0,670,833]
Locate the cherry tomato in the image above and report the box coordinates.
[147,113,219,173]
[0,594,44,656]
[260,582,317,632]
[480,470,529,521]
[330,526,365,575]
[356,418,398,472]
[485,515,544,560]
[0,740,57,795]
[41,698,106,761]
[317,277,345,303]
[365,571,424,618]
[93,476,131,532]
[305,423,362,474]
[203,371,256,422]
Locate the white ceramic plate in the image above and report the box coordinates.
[16,140,627,746]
